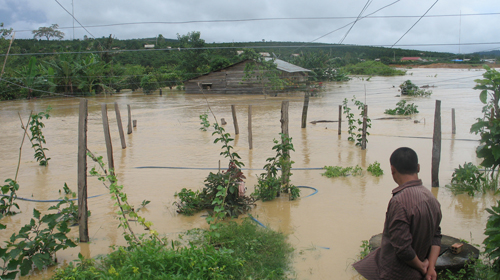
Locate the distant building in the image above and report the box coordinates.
[401,57,422,61]
[184,58,311,94]
[291,54,300,57]
[259,52,271,57]
[144,44,155,49]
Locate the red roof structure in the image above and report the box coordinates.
[401,57,422,61]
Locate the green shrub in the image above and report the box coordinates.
[446,162,486,196]
[384,100,419,115]
[52,219,293,280]
[322,165,362,178]
[343,61,406,76]
[399,80,432,96]
[367,161,384,177]
[484,200,500,279]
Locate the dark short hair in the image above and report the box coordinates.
[390,147,419,174]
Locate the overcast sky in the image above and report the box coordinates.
[1,0,499,54]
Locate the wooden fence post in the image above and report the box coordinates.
[127,105,132,134]
[280,101,290,197]
[338,105,342,135]
[78,99,89,243]
[361,105,368,150]
[114,102,126,149]
[231,105,239,135]
[301,92,310,128]
[452,108,456,135]
[248,105,253,150]
[101,104,115,172]
[133,120,137,127]
[432,100,442,187]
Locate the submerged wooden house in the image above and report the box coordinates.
[184,58,311,94]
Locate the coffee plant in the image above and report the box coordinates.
[29,107,51,166]
[0,179,19,215]
[384,100,419,115]
[253,133,300,201]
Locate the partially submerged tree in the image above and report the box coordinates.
[32,24,65,40]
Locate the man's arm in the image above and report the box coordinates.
[404,256,428,275]
[424,245,440,280]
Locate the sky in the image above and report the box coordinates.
[0,0,499,54]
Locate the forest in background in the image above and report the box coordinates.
[0,30,495,100]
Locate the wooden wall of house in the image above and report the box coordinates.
[185,60,309,94]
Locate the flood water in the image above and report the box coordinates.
[0,67,496,279]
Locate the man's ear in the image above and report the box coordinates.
[417,164,420,173]
[391,165,397,175]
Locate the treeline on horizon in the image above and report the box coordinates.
[0,31,493,100]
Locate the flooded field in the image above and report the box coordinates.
[0,67,496,279]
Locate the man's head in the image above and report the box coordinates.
[390,147,419,175]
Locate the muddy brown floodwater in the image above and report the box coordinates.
[0,67,497,280]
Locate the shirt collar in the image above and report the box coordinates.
[392,179,423,195]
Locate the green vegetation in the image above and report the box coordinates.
[174,122,255,219]
[199,111,210,131]
[484,200,500,279]
[343,96,371,147]
[445,162,490,196]
[322,165,362,178]
[471,66,500,173]
[0,29,469,100]
[343,61,406,76]
[399,80,432,96]
[29,107,52,166]
[52,219,293,280]
[358,240,371,260]
[253,134,300,201]
[0,179,19,215]
[384,100,419,115]
[367,161,384,177]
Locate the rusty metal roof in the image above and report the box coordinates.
[264,58,312,73]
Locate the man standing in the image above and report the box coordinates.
[353,147,442,280]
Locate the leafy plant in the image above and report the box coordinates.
[399,80,432,96]
[353,97,371,147]
[50,183,90,226]
[343,96,371,146]
[446,162,486,196]
[358,240,371,260]
[51,219,294,280]
[484,200,500,278]
[322,165,362,178]
[343,98,357,142]
[174,123,255,224]
[0,179,19,215]
[384,100,419,115]
[253,133,300,201]
[29,106,52,166]
[471,66,500,174]
[199,111,210,131]
[87,150,163,246]
[367,161,384,177]
[0,208,76,279]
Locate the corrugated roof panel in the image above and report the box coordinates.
[264,58,312,73]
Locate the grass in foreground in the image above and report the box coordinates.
[51,219,293,280]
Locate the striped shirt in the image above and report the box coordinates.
[353,179,442,280]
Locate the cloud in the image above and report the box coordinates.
[1,0,498,54]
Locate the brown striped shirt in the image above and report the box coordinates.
[353,179,442,280]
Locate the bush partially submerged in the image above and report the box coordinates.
[399,80,432,96]
[52,219,294,280]
[343,61,406,76]
[384,100,419,115]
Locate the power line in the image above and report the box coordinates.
[54,0,96,39]
[390,0,440,48]
[338,0,373,44]
[8,12,500,33]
